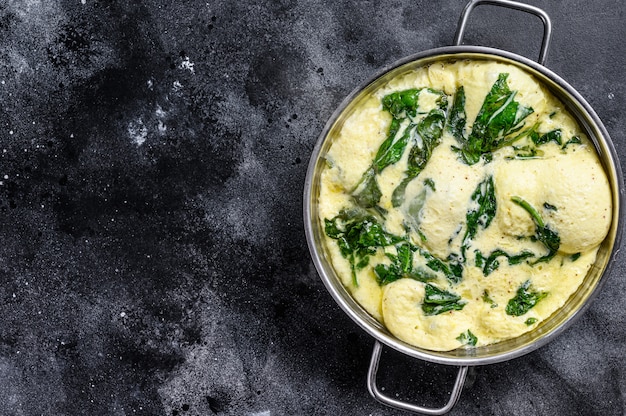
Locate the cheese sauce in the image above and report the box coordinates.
[318,60,612,351]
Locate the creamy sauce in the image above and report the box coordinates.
[318,60,612,351]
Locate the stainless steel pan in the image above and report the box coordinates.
[304,1,624,414]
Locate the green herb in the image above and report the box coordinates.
[373,122,416,173]
[324,209,404,286]
[419,249,464,284]
[481,290,498,308]
[424,178,436,191]
[461,176,497,260]
[354,88,449,209]
[422,284,467,316]
[476,249,535,276]
[374,243,437,286]
[391,109,446,207]
[374,243,411,285]
[351,169,382,209]
[456,329,477,346]
[562,135,582,149]
[351,117,406,208]
[570,252,581,262]
[511,196,560,264]
[530,128,562,146]
[454,73,534,165]
[506,145,544,160]
[525,317,538,325]
[473,73,534,139]
[382,89,421,119]
[505,279,548,316]
[448,86,467,142]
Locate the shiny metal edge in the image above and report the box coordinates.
[304,45,624,366]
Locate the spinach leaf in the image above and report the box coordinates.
[481,290,498,308]
[476,249,535,276]
[324,209,404,286]
[351,118,404,209]
[419,249,464,284]
[562,135,582,150]
[351,169,382,209]
[373,122,416,173]
[354,88,448,209]
[391,109,446,207]
[374,243,437,285]
[448,86,467,142]
[422,284,466,315]
[530,128,562,146]
[374,243,413,285]
[511,196,560,264]
[455,73,534,165]
[506,145,544,160]
[473,73,534,140]
[505,279,548,316]
[506,126,563,160]
[382,89,421,119]
[525,317,538,325]
[426,87,450,111]
[461,176,497,260]
[456,330,477,346]
[351,117,407,210]
[372,118,402,167]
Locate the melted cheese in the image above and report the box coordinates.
[318,60,612,351]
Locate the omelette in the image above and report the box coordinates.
[318,60,612,351]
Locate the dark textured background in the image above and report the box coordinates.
[0,0,624,415]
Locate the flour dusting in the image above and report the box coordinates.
[127,118,147,146]
[179,56,195,74]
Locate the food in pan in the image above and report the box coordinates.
[318,60,612,351]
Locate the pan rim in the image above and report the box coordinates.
[303,45,624,366]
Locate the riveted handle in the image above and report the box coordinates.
[367,341,469,415]
[454,0,553,65]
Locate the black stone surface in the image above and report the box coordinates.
[0,1,624,415]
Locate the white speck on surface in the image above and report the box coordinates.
[248,412,271,416]
[172,80,183,92]
[608,92,615,99]
[179,56,195,73]
[147,79,154,90]
[3,175,8,179]
[157,120,167,135]
[155,104,167,118]
[120,312,126,318]
[127,118,148,146]
[81,0,86,4]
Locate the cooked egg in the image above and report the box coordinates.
[318,60,612,351]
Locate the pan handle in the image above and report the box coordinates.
[367,341,468,415]
[453,0,552,65]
